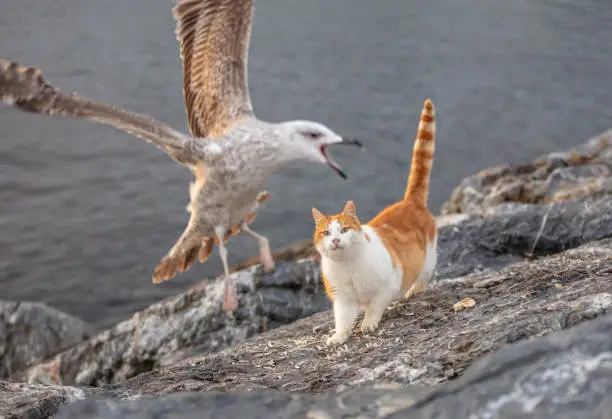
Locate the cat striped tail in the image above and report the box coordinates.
[404,99,436,203]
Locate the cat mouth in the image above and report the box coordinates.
[320,139,363,179]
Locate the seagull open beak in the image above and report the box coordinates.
[320,138,364,179]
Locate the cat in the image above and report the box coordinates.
[312,99,438,346]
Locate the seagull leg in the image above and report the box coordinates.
[215,226,238,312]
[240,222,275,273]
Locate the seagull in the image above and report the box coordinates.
[0,0,363,312]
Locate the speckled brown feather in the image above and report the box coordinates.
[168,0,262,277]
[173,0,255,138]
[0,59,199,166]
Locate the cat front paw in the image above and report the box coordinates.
[326,331,350,346]
[360,318,380,334]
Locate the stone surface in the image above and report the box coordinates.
[55,304,612,419]
[0,381,98,419]
[441,128,612,214]
[25,195,612,388]
[386,311,612,419]
[24,260,329,387]
[0,301,90,381]
[52,239,612,418]
[57,385,431,419]
[111,238,612,395]
[437,195,612,280]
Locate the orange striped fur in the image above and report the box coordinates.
[311,99,438,345]
[405,99,436,202]
[367,99,437,292]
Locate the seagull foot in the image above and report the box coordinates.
[260,247,276,273]
[222,277,239,312]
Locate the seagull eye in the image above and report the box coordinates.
[304,131,322,140]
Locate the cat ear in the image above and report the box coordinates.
[312,207,326,224]
[343,200,357,217]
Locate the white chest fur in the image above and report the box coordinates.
[321,226,403,307]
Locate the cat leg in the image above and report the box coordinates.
[240,222,275,272]
[215,225,239,312]
[405,278,426,299]
[406,238,437,299]
[326,296,358,346]
[361,288,397,334]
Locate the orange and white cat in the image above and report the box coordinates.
[312,99,438,345]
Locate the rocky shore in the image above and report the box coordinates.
[2,129,612,418]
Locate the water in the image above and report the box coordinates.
[1,0,611,329]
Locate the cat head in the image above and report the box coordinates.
[312,201,364,258]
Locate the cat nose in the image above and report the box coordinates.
[332,238,340,246]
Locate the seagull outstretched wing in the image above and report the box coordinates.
[0,59,203,165]
[174,0,255,138]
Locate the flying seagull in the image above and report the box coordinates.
[0,0,363,312]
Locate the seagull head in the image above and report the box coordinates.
[281,120,364,179]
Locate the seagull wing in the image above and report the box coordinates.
[0,59,203,166]
[174,0,255,139]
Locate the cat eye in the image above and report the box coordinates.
[341,227,350,233]
[322,230,331,236]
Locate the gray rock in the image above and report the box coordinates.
[25,260,329,387]
[54,238,612,418]
[109,238,612,395]
[437,195,612,280]
[388,311,612,419]
[0,301,90,381]
[0,381,97,419]
[441,128,612,214]
[25,196,612,388]
[56,385,431,419]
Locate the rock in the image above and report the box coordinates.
[441,128,612,214]
[56,301,612,419]
[385,311,612,419]
[437,195,612,280]
[0,301,90,381]
[0,381,97,419]
[24,260,329,387]
[57,384,431,419]
[25,195,612,388]
[54,238,612,418]
[109,237,612,395]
